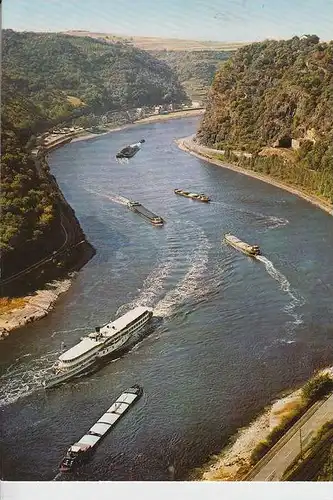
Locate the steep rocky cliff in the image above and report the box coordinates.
[197,35,333,201]
[0,126,95,296]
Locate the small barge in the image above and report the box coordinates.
[174,189,210,202]
[59,385,143,473]
[127,201,164,225]
[224,234,261,257]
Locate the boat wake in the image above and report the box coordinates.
[238,209,288,231]
[83,187,130,206]
[117,221,213,319]
[51,326,88,338]
[256,255,305,334]
[0,351,58,408]
[211,202,288,231]
[1,220,213,407]
[116,258,176,316]
[115,222,184,316]
[265,215,289,231]
[154,225,212,317]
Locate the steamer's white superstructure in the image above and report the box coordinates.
[44,307,152,388]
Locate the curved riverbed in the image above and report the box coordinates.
[1,117,333,481]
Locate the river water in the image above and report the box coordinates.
[1,117,333,481]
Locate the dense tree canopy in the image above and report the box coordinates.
[2,30,190,134]
[0,125,56,253]
[198,36,333,201]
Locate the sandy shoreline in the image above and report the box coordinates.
[199,365,333,481]
[177,136,333,217]
[0,278,73,339]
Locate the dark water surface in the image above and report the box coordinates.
[1,117,333,481]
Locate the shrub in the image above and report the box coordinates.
[302,373,333,404]
[250,440,270,463]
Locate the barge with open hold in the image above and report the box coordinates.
[127,200,164,225]
[224,233,261,257]
[174,189,210,202]
[59,384,143,472]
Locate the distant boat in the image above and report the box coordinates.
[116,139,145,162]
[224,234,261,257]
[174,189,210,202]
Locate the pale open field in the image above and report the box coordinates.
[64,31,245,51]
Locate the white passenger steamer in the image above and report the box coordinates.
[44,307,152,388]
[59,384,143,472]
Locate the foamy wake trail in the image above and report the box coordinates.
[115,224,183,316]
[51,326,88,338]
[265,215,289,231]
[211,203,288,231]
[238,208,288,231]
[154,225,212,317]
[1,223,212,406]
[117,222,212,319]
[0,351,58,407]
[116,259,175,316]
[83,187,129,206]
[256,255,305,334]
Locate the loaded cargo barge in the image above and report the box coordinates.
[174,189,210,202]
[59,384,143,472]
[127,201,164,225]
[224,233,261,257]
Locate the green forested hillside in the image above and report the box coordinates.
[150,50,231,102]
[198,35,333,201]
[2,30,189,134]
[1,30,190,278]
[1,124,56,253]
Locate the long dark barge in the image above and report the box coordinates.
[127,201,164,225]
[59,384,143,473]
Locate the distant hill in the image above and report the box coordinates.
[150,50,232,103]
[2,30,189,135]
[2,30,195,290]
[64,30,240,103]
[198,35,333,201]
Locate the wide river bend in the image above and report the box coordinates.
[1,117,333,480]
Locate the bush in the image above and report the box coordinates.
[250,375,333,466]
[250,440,270,463]
[250,406,308,465]
[302,373,333,404]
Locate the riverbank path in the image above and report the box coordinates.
[244,392,333,481]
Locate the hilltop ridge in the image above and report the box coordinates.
[63,30,245,51]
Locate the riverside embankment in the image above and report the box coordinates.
[44,109,205,148]
[177,135,333,217]
[198,368,333,481]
